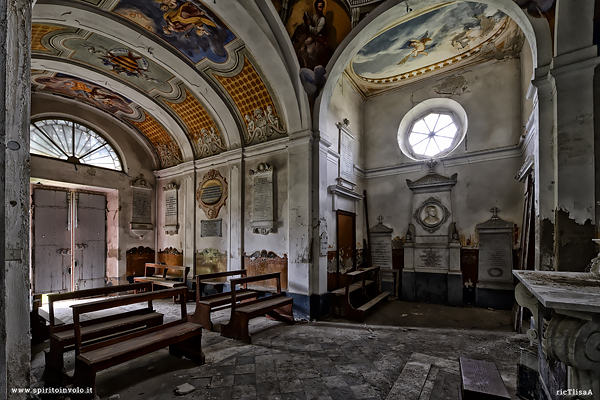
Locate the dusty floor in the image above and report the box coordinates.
[32,299,529,400]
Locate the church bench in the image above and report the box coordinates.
[71,287,204,399]
[134,263,190,301]
[189,269,258,331]
[343,266,390,322]
[220,272,294,343]
[43,282,162,382]
[459,357,510,400]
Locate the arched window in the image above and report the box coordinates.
[398,99,468,161]
[30,119,123,171]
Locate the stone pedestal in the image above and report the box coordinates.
[475,207,514,310]
[514,270,600,400]
[402,163,462,305]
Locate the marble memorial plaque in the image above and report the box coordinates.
[414,248,449,270]
[250,163,275,235]
[132,189,151,223]
[164,182,179,235]
[340,129,354,182]
[201,219,222,237]
[371,236,392,269]
[253,175,273,221]
[479,232,512,281]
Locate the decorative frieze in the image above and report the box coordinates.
[243,107,287,144]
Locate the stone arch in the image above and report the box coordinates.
[313,0,552,134]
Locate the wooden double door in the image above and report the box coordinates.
[32,187,107,293]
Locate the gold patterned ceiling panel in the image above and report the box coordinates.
[215,57,286,145]
[130,111,183,168]
[165,89,226,158]
[32,24,65,52]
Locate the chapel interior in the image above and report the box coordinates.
[1,0,600,399]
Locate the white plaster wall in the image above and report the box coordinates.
[30,95,156,282]
[325,76,367,250]
[361,59,524,248]
[364,59,523,170]
[244,151,289,256]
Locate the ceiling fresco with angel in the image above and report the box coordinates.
[352,2,508,80]
[112,0,236,64]
[33,73,135,115]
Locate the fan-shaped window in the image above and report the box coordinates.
[30,119,122,171]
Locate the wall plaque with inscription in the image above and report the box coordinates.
[340,129,354,183]
[370,216,394,275]
[476,207,514,285]
[201,219,222,237]
[250,163,275,235]
[130,175,153,238]
[197,169,228,219]
[164,182,179,235]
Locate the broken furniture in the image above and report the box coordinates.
[331,266,390,321]
[133,263,190,300]
[221,272,294,343]
[459,357,510,399]
[514,270,600,400]
[189,269,258,331]
[43,282,163,384]
[71,287,204,399]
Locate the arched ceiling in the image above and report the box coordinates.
[31,0,304,169]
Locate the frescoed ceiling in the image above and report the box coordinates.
[31,0,290,170]
[345,2,525,99]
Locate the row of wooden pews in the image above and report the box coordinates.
[34,267,294,398]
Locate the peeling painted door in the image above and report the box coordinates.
[73,192,106,290]
[33,188,71,294]
[32,188,107,294]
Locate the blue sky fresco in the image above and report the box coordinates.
[113,0,236,64]
[352,2,505,79]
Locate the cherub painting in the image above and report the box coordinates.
[113,0,235,64]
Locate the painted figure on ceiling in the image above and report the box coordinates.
[161,2,217,37]
[292,0,331,71]
[113,0,235,64]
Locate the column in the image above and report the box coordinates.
[287,134,313,319]
[0,0,33,397]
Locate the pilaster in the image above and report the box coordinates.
[0,0,33,397]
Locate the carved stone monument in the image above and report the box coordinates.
[250,162,275,235]
[163,182,179,235]
[130,175,153,238]
[370,216,397,296]
[476,207,515,309]
[402,161,462,305]
[197,169,228,219]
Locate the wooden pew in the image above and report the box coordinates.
[459,357,510,399]
[71,287,204,399]
[189,269,258,331]
[220,273,294,344]
[134,263,190,300]
[342,266,390,322]
[44,282,163,382]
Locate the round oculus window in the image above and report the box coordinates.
[397,99,468,161]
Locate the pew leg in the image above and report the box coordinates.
[72,360,96,399]
[169,335,205,365]
[221,313,251,344]
[43,339,66,385]
[188,303,213,331]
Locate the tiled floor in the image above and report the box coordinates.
[32,300,528,400]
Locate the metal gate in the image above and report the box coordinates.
[32,188,107,293]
